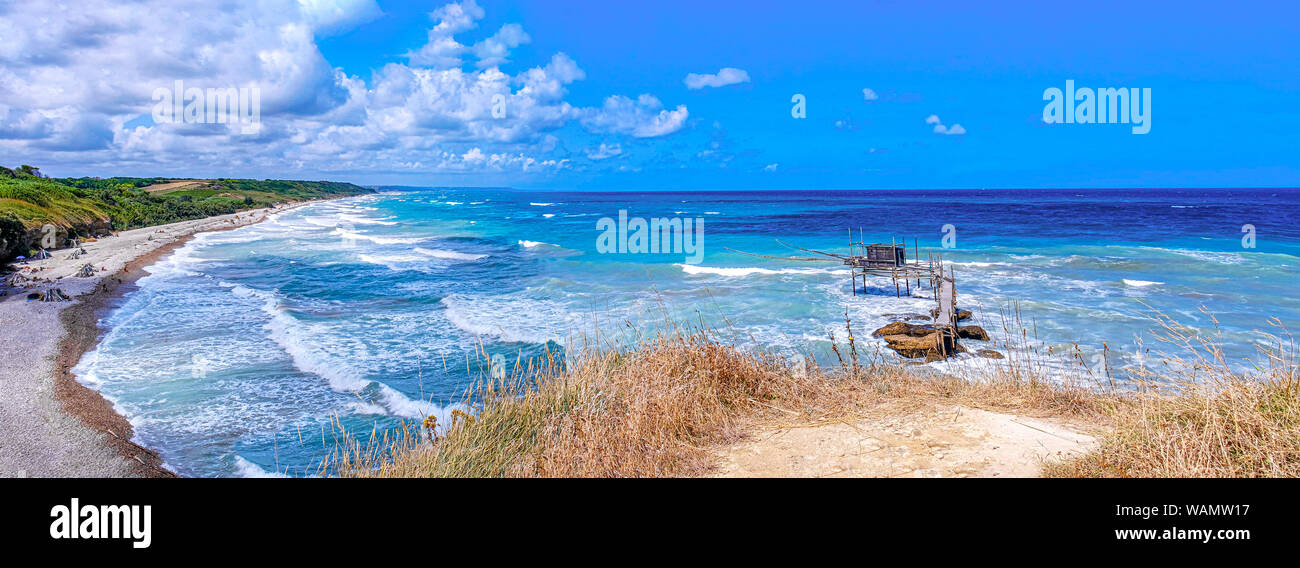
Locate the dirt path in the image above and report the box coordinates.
[141,179,209,194]
[713,403,1096,478]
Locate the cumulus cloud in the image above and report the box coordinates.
[431,0,484,35]
[472,23,531,68]
[0,0,687,178]
[582,95,689,138]
[406,1,486,68]
[298,0,383,35]
[586,143,623,160]
[684,68,750,90]
[926,114,965,135]
[0,106,53,140]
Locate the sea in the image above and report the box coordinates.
[71,188,1300,477]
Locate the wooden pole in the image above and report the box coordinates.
[849,228,855,296]
[914,237,920,288]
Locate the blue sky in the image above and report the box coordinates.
[1,0,1296,189]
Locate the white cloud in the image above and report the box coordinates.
[297,0,383,35]
[431,0,484,35]
[406,0,486,68]
[0,0,687,178]
[862,88,878,101]
[472,23,531,68]
[764,163,778,172]
[587,143,622,160]
[582,94,689,138]
[684,68,750,90]
[926,114,965,135]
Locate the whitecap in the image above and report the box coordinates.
[237,283,457,421]
[677,264,849,278]
[232,455,289,478]
[331,228,426,245]
[338,213,398,226]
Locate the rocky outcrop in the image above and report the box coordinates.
[871,321,933,338]
[976,349,1005,360]
[3,217,113,263]
[881,333,964,360]
[875,309,990,362]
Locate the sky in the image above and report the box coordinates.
[0,0,1296,189]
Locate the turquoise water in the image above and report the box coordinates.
[73,188,1300,477]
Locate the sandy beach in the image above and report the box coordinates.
[0,202,315,478]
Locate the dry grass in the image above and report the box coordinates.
[324,305,1298,478]
[1045,310,1300,478]
[325,318,1113,478]
[329,329,854,477]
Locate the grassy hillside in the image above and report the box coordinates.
[0,165,372,261]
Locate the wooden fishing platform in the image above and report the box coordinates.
[727,229,948,299]
[726,229,970,359]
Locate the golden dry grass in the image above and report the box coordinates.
[1045,311,1300,477]
[324,307,1298,478]
[325,322,1112,478]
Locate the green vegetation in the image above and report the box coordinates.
[0,165,371,261]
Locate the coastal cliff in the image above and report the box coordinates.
[0,165,372,262]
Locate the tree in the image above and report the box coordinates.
[0,212,27,261]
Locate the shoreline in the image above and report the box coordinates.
[0,199,329,477]
[53,232,205,478]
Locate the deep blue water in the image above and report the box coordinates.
[73,188,1300,477]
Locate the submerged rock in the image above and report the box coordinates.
[976,349,1005,360]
